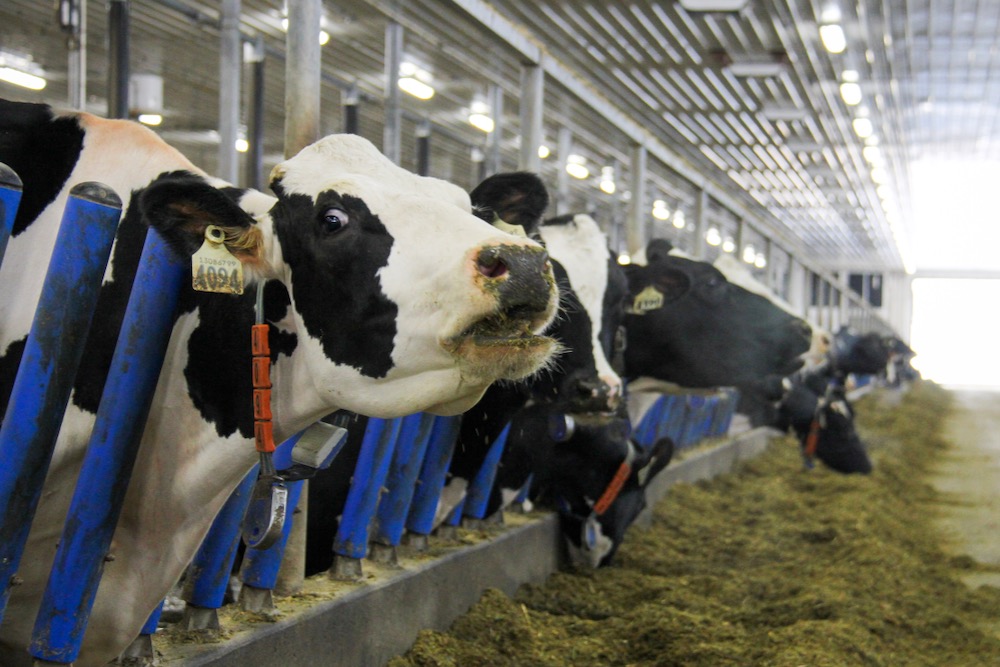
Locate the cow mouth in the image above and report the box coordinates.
[444,307,556,380]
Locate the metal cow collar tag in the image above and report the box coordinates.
[626,285,665,315]
[192,224,245,294]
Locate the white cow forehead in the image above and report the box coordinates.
[270,133,470,210]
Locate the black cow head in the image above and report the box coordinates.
[831,327,892,376]
[622,240,812,425]
[498,406,674,568]
[776,367,873,474]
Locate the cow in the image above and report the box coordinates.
[885,335,919,387]
[304,173,558,576]
[621,239,813,426]
[440,213,675,568]
[0,99,559,666]
[776,364,873,474]
[494,405,673,568]
[830,326,892,376]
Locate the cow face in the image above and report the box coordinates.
[830,327,891,376]
[502,406,673,567]
[623,245,812,390]
[776,370,873,474]
[141,135,559,420]
[538,214,628,410]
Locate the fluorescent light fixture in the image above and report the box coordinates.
[235,138,249,153]
[870,167,888,184]
[722,237,736,253]
[852,117,874,138]
[468,113,494,133]
[0,66,46,90]
[137,113,163,126]
[840,82,862,105]
[599,166,615,194]
[672,210,686,229]
[679,0,749,10]
[398,77,434,100]
[652,199,670,220]
[565,154,589,180]
[727,61,787,78]
[761,102,809,121]
[754,253,767,269]
[617,253,631,265]
[819,24,847,54]
[862,145,882,163]
[743,245,756,263]
[538,145,550,159]
[706,227,722,246]
[399,62,435,100]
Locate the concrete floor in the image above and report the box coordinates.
[931,389,1000,589]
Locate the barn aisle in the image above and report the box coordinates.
[932,390,1000,591]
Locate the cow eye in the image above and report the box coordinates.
[322,208,349,232]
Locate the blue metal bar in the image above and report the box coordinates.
[239,480,305,591]
[405,416,461,536]
[29,226,186,663]
[237,433,307,591]
[332,417,403,559]
[140,600,164,637]
[0,182,120,622]
[633,396,668,449]
[0,161,22,267]
[513,473,533,505]
[185,468,258,609]
[462,422,510,520]
[373,413,436,547]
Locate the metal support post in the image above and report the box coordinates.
[107,0,130,118]
[518,61,544,173]
[382,22,403,164]
[626,143,647,256]
[218,0,241,184]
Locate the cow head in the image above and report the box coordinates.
[139,135,559,421]
[622,241,812,423]
[537,214,628,412]
[503,406,673,567]
[776,368,873,474]
[831,327,892,376]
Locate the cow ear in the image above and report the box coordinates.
[635,437,673,488]
[645,238,674,262]
[470,171,549,236]
[139,171,262,262]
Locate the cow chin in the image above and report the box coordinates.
[444,334,558,384]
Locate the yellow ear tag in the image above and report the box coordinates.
[626,285,665,315]
[192,225,245,294]
[492,213,527,238]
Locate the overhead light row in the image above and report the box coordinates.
[0,51,46,90]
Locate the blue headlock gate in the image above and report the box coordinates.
[0,160,748,664]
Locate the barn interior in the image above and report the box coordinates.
[6,0,997,365]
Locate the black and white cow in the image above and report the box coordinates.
[830,326,892,376]
[0,99,559,666]
[441,213,676,568]
[622,239,813,426]
[776,364,873,474]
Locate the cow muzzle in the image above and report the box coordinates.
[443,243,558,381]
[475,243,555,320]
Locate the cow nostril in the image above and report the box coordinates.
[476,248,509,278]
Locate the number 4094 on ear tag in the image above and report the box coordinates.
[192,225,244,294]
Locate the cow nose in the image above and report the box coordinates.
[569,377,620,412]
[476,244,553,315]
